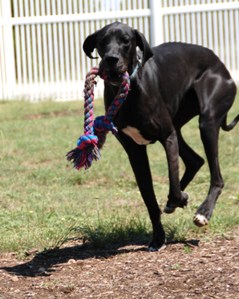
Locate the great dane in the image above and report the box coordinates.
[83,22,238,251]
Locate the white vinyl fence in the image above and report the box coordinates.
[0,0,239,101]
[151,0,239,83]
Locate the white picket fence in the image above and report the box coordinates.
[0,0,239,101]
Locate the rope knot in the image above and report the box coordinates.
[77,134,98,149]
[66,68,130,170]
[94,116,117,134]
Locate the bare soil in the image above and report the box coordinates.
[0,227,239,299]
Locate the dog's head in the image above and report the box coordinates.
[83,22,153,84]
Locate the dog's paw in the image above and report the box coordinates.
[148,240,167,252]
[164,205,176,214]
[164,192,188,214]
[148,243,166,252]
[179,192,189,207]
[193,214,209,227]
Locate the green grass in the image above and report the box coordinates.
[0,96,239,254]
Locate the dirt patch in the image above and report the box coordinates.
[0,228,239,299]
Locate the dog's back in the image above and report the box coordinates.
[151,42,234,94]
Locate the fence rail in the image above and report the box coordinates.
[0,0,238,101]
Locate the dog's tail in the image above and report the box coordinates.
[221,114,239,131]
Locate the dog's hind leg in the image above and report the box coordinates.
[193,117,224,226]
[116,132,166,251]
[193,70,237,226]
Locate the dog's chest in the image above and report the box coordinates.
[121,126,151,145]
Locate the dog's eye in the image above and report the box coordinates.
[121,37,130,45]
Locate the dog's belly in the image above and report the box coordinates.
[122,126,151,145]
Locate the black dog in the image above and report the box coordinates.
[83,22,238,251]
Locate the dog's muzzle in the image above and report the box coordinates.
[99,55,127,85]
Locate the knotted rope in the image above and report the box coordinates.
[66,67,130,170]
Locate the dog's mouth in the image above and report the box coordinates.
[99,62,127,85]
[108,72,124,85]
[100,70,128,86]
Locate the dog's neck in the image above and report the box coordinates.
[130,61,141,80]
[129,52,142,80]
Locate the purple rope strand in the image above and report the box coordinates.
[84,67,98,135]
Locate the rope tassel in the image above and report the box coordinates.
[66,134,100,170]
[66,68,130,170]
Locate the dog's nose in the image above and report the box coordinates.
[104,55,119,65]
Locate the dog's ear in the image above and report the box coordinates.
[134,30,153,65]
[83,31,99,59]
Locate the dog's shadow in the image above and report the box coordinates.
[1,232,199,278]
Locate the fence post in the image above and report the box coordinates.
[1,0,16,99]
[150,0,164,46]
[0,0,6,99]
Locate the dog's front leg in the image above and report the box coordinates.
[117,133,166,251]
[163,130,188,213]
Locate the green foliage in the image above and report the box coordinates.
[0,96,239,253]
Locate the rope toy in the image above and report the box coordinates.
[66,67,130,170]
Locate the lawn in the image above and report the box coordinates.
[0,96,239,254]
